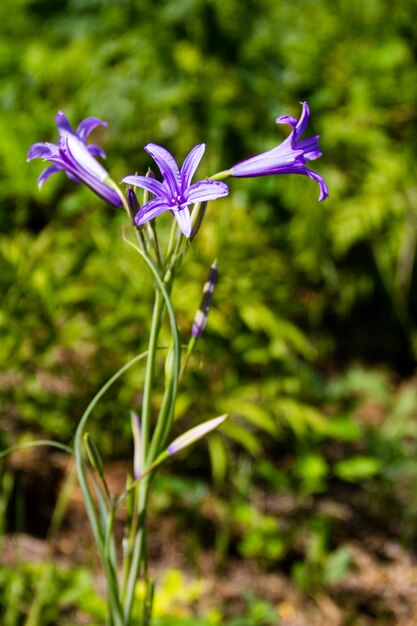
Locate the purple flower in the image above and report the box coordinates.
[123,143,229,238]
[231,102,329,201]
[27,112,122,207]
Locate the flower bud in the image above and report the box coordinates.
[192,260,217,338]
[126,187,140,222]
[167,414,227,456]
[131,411,142,479]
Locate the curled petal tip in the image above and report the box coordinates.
[231,101,328,200]
[275,114,298,127]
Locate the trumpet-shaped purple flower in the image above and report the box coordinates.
[123,143,229,238]
[27,112,122,207]
[231,102,329,201]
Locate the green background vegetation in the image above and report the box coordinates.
[2,0,417,623]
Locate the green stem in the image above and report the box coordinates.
[141,290,164,463]
[208,169,232,181]
[146,376,174,463]
[123,289,163,623]
[123,476,150,624]
[122,239,181,626]
[179,337,196,384]
[74,352,148,626]
[75,446,124,626]
[147,221,164,269]
[166,219,179,260]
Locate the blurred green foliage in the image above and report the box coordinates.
[2,0,417,614]
[0,556,279,625]
[2,0,417,363]
[0,560,106,626]
[2,0,417,442]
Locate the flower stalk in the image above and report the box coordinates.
[27,102,328,626]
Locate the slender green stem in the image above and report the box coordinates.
[74,446,124,626]
[123,477,150,624]
[137,227,149,256]
[123,286,163,624]
[122,239,181,626]
[179,337,196,384]
[141,289,163,463]
[166,219,179,260]
[74,352,148,626]
[143,577,155,626]
[76,352,149,430]
[146,376,174,464]
[169,232,188,270]
[105,508,116,560]
[105,502,120,584]
[123,240,181,413]
[146,221,164,269]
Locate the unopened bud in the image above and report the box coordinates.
[126,187,140,222]
[131,411,142,479]
[192,260,217,338]
[166,414,227,456]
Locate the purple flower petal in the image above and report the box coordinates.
[145,143,182,194]
[173,207,192,238]
[231,145,302,177]
[65,170,83,183]
[38,164,62,187]
[27,142,55,160]
[65,134,109,182]
[76,117,107,142]
[295,102,310,138]
[296,136,322,161]
[186,180,229,204]
[135,197,170,227]
[279,164,329,201]
[122,174,167,198]
[231,102,328,200]
[303,168,329,201]
[275,114,298,128]
[124,142,228,232]
[87,144,107,159]
[56,111,73,137]
[181,143,206,189]
[89,180,123,206]
[28,112,122,207]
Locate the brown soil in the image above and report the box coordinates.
[3,448,417,626]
